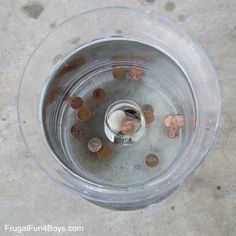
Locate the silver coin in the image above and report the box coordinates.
[88,138,103,152]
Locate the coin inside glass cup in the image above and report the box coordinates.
[104,100,145,145]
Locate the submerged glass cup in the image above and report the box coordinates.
[18,7,221,210]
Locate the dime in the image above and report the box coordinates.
[88,138,102,153]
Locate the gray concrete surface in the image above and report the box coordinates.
[0,0,236,235]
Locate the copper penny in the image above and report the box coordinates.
[165,126,179,139]
[112,55,125,67]
[88,138,102,153]
[172,114,185,128]
[141,104,154,113]
[56,57,85,77]
[145,154,159,167]
[120,121,135,135]
[164,115,173,127]
[46,86,62,105]
[92,88,107,103]
[129,67,142,81]
[144,111,154,124]
[97,145,112,160]
[70,124,82,138]
[132,56,145,62]
[113,67,126,80]
[70,97,84,110]
[67,57,85,68]
[77,106,92,121]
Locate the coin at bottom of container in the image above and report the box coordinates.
[171,114,185,128]
[164,115,173,127]
[97,145,112,160]
[165,126,179,139]
[70,96,84,110]
[70,124,82,138]
[144,111,154,124]
[120,121,136,135]
[113,67,126,80]
[88,138,102,153]
[77,106,92,121]
[92,88,107,102]
[46,86,63,105]
[141,104,154,113]
[145,154,159,167]
[129,67,142,81]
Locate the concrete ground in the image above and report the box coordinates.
[0,0,236,235]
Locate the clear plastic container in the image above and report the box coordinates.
[17,7,221,210]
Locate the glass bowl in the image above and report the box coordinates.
[17,7,221,210]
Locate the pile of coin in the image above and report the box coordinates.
[88,138,112,160]
[164,114,185,139]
